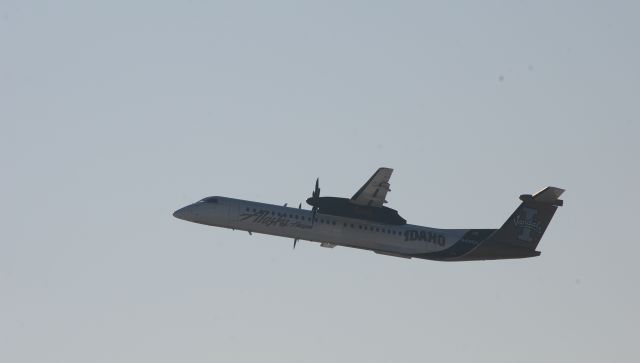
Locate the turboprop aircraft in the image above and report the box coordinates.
[173,168,564,261]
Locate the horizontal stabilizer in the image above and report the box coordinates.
[533,187,565,202]
[520,186,565,206]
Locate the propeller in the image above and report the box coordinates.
[293,203,302,249]
[295,178,321,250]
[306,178,320,226]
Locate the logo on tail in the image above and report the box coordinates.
[513,207,542,242]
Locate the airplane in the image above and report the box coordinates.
[173,168,564,261]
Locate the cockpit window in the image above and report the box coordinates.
[201,197,219,203]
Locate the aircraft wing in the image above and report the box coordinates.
[350,167,393,207]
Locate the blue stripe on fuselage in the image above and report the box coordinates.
[412,229,495,261]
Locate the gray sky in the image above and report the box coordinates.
[2,1,639,362]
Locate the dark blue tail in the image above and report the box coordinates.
[455,187,564,260]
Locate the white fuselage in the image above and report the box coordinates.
[174,196,471,257]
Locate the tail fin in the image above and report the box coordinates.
[452,187,564,261]
[492,186,565,250]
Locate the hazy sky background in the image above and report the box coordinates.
[2,1,639,362]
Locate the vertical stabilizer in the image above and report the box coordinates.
[493,187,564,250]
[454,187,565,260]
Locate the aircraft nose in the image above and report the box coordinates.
[173,206,191,220]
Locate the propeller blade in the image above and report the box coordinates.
[293,238,298,249]
[306,177,321,227]
[313,178,320,198]
[311,206,317,226]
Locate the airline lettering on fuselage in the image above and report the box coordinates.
[240,210,311,229]
[404,230,445,246]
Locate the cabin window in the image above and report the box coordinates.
[358,225,362,229]
[351,224,354,228]
[375,228,379,232]
[332,221,336,225]
[246,207,250,211]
